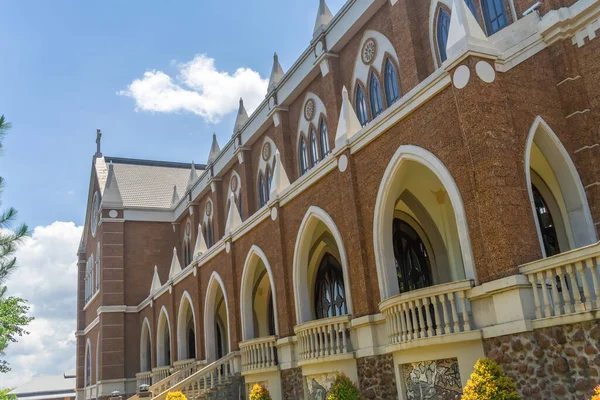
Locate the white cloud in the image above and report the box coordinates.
[0,222,82,389]
[119,54,268,123]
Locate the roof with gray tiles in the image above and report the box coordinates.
[10,374,75,400]
[103,157,206,209]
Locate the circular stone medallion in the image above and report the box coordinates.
[205,201,212,217]
[304,99,316,121]
[476,61,496,83]
[108,210,118,219]
[270,207,278,221]
[453,65,471,89]
[225,241,231,254]
[361,39,377,65]
[262,142,272,161]
[231,175,239,192]
[338,154,349,172]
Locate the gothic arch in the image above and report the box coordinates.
[524,116,597,256]
[204,271,231,362]
[293,206,353,324]
[240,245,279,341]
[140,317,152,372]
[373,145,476,300]
[177,291,197,360]
[156,306,172,367]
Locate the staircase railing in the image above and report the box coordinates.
[150,359,197,395]
[152,353,237,400]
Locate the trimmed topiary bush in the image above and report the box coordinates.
[249,383,272,400]
[327,373,362,400]
[165,391,187,400]
[462,358,521,400]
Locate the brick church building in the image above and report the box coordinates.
[76,0,600,398]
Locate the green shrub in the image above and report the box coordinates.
[462,358,521,400]
[326,373,362,400]
[249,383,272,400]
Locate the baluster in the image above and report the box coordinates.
[262,342,267,368]
[438,293,449,335]
[528,274,542,318]
[578,259,594,310]
[391,306,400,343]
[300,332,305,360]
[341,322,348,353]
[448,293,459,333]
[549,268,562,316]
[538,271,552,317]
[318,326,325,357]
[424,297,434,337]
[431,294,440,336]
[402,302,413,340]
[590,257,600,309]
[408,300,418,339]
[567,263,586,311]
[414,298,424,338]
[398,304,406,343]
[270,341,275,367]
[558,265,574,314]
[459,291,471,331]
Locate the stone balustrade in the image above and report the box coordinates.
[380,280,474,345]
[520,242,600,320]
[135,371,152,392]
[150,359,197,395]
[150,366,171,385]
[152,353,238,400]
[294,315,351,361]
[240,336,278,372]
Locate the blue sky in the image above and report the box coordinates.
[0,0,346,387]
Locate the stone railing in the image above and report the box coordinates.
[520,242,600,320]
[294,315,351,361]
[153,353,238,400]
[150,360,197,395]
[379,280,475,345]
[150,365,171,385]
[135,371,152,392]
[240,336,278,372]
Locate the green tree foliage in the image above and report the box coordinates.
[326,374,363,400]
[462,358,521,400]
[0,115,32,373]
[0,387,17,400]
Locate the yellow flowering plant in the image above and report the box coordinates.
[165,391,187,400]
[249,383,272,400]
[592,385,600,400]
[326,373,362,400]
[462,358,521,400]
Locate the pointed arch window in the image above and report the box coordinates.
[309,129,319,167]
[204,221,214,248]
[392,219,434,294]
[482,0,508,35]
[314,254,347,319]
[299,137,309,175]
[319,119,330,158]
[355,86,369,127]
[265,167,272,201]
[384,59,400,106]
[437,7,451,63]
[258,173,266,208]
[532,185,561,257]
[369,73,384,118]
[85,344,92,387]
[95,244,101,291]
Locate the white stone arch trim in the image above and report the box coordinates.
[293,206,353,324]
[296,93,328,150]
[524,116,597,255]
[351,30,400,95]
[156,306,172,367]
[429,0,453,70]
[140,317,153,372]
[373,145,476,301]
[240,245,280,341]
[177,291,197,360]
[204,271,231,362]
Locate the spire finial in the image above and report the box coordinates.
[233,99,249,135]
[313,0,333,39]
[208,133,221,165]
[95,129,102,158]
[268,52,285,93]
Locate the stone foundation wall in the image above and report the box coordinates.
[206,376,245,400]
[357,354,398,399]
[485,320,600,399]
[281,368,304,400]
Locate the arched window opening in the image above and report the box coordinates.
[384,59,400,106]
[532,184,561,257]
[140,321,152,373]
[299,137,309,175]
[437,8,451,63]
[525,119,596,256]
[314,254,347,319]
[95,244,100,291]
[393,219,434,293]
[355,86,369,127]
[157,310,171,367]
[265,167,272,201]
[215,320,224,360]
[319,120,330,158]
[205,273,230,362]
[369,73,384,118]
[374,148,477,301]
[482,0,508,35]
[268,295,275,336]
[178,295,197,360]
[309,129,319,167]
[258,173,266,208]
[85,343,92,387]
[187,328,196,360]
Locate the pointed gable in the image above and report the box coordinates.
[269,150,291,199]
[150,266,162,295]
[313,0,333,39]
[171,185,180,207]
[186,162,198,191]
[207,133,221,165]
[103,162,124,208]
[335,86,362,148]
[168,247,182,279]
[267,53,285,93]
[194,224,208,258]
[445,0,494,61]
[225,192,243,236]
[233,98,249,135]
